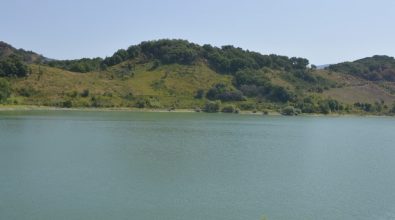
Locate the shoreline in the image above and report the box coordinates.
[0,105,392,117]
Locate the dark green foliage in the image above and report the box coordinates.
[139,40,200,64]
[292,70,317,82]
[194,89,205,99]
[328,55,395,81]
[221,105,236,113]
[134,97,161,108]
[354,102,385,113]
[290,57,309,70]
[265,85,295,102]
[135,99,147,108]
[62,100,72,108]
[239,84,261,97]
[234,69,269,87]
[0,41,44,64]
[238,103,257,111]
[295,97,344,114]
[0,55,29,77]
[203,100,221,113]
[391,103,395,113]
[100,39,310,76]
[354,102,373,112]
[0,78,11,102]
[126,45,141,59]
[281,106,301,116]
[203,44,307,74]
[47,58,103,73]
[17,86,38,97]
[81,89,90,97]
[206,83,245,101]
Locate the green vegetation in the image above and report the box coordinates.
[0,78,11,102]
[0,55,29,77]
[281,106,301,116]
[1,39,395,115]
[46,58,103,73]
[328,55,395,81]
[204,101,221,113]
[221,105,238,113]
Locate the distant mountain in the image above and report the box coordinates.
[1,39,395,114]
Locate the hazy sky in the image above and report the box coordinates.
[1,0,394,64]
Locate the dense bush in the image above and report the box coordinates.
[206,83,245,101]
[80,89,90,97]
[391,103,395,113]
[234,69,269,87]
[281,106,301,116]
[238,103,257,111]
[99,39,310,76]
[0,78,11,102]
[0,55,28,77]
[134,97,162,108]
[194,89,205,99]
[221,105,237,113]
[265,85,295,102]
[47,58,103,73]
[328,55,395,81]
[353,102,384,113]
[203,101,221,113]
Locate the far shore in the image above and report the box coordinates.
[0,104,278,115]
[0,105,392,117]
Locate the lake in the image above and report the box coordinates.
[1,111,395,220]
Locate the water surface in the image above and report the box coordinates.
[1,111,395,220]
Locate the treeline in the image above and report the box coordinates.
[328,55,395,81]
[0,55,29,77]
[41,39,314,104]
[101,39,310,73]
[50,39,308,75]
[46,58,103,73]
[0,41,42,77]
[101,39,311,103]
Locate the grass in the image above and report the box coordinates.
[5,61,395,113]
[8,61,233,108]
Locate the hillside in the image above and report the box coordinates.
[328,55,395,81]
[1,39,395,115]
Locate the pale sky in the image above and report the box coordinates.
[1,0,394,65]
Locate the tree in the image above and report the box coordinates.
[0,55,28,77]
[203,101,221,113]
[0,78,11,102]
[391,103,395,113]
[281,106,301,116]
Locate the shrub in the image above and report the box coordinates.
[0,55,28,77]
[81,89,90,97]
[390,103,395,113]
[203,101,221,113]
[281,106,301,116]
[194,89,205,99]
[238,103,257,111]
[17,86,38,97]
[0,78,11,102]
[135,99,146,108]
[206,83,245,101]
[221,105,236,113]
[62,100,73,108]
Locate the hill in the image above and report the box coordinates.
[328,55,395,81]
[1,39,395,115]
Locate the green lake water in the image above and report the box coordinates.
[1,111,395,220]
